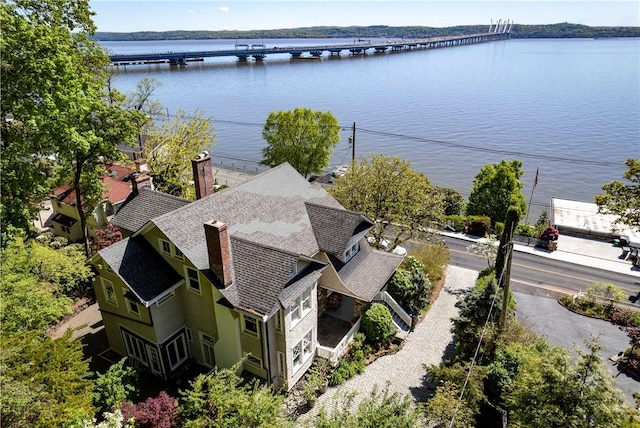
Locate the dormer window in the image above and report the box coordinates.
[343,241,360,263]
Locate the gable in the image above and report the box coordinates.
[305,202,373,255]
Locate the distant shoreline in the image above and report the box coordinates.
[93,23,640,42]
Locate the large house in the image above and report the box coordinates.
[49,162,152,241]
[89,154,407,390]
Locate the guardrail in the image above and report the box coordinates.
[374,291,412,327]
[316,318,361,364]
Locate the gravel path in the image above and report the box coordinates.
[296,265,477,425]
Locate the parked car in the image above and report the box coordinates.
[367,236,407,256]
[331,165,349,178]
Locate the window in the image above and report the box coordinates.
[277,351,286,378]
[166,334,188,370]
[146,346,162,375]
[301,288,311,311]
[200,332,216,368]
[157,291,175,306]
[160,239,171,255]
[185,328,193,342]
[122,331,148,366]
[292,329,314,371]
[174,246,184,259]
[243,352,263,368]
[290,284,314,326]
[243,315,258,337]
[185,267,200,293]
[343,242,360,263]
[102,279,117,306]
[274,311,283,333]
[127,299,140,316]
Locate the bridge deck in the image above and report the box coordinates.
[109,32,509,65]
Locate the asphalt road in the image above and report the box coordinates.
[440,235,640,300]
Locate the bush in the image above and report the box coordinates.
[515,223,537,238]
[445,215,466,232]
[494,222,505,238]
[411,243,450,283]
[328,334,367,387]
[93,358,138,415]
[387,257,432,314]
[121,391,180,428]
[467,216,491,237]
[361,304,396,346]
[538,225,559,241]
[609,308,640,327]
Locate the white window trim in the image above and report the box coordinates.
[102,278,118,307]
[274,310,283,333]
[159,239,172,255]
[242,315,259,338]
[292,329,314,372]
[290,283,315,328]
[127,299,140,317]
[243,351,263,368]
[185,266,201,294]
[156,291,175,306]
[166,334,188,371]
[122,330,148,367]
[277,351,286,379]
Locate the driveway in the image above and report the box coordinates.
[515,292,638,406]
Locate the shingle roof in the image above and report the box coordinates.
[99,236,182,305]
[111,188,190,234]
[152,163,343,270]
[219,237,327,317]
[305,202,373,255]
[330,241,404,301]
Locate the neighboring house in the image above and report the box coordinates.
[89,154,406,390]
[49,163,152,241]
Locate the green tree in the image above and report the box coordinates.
[312,383,419,428]
[504,339,628,427]
[1,0,139,252]
[387,256,432,314]
[179,363,289,428]
[0,331,94,427]
[124,77,164,151]
[360,303,396,346]
[260,108,340,178]
[595,158,640,232]
[436,186,466,216]
[330,154,444,249]
[93,358,139,415]
[145,109,215,199]
[0,237,80,334]
[466,160,527,225]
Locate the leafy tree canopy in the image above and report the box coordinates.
[93,357,139,415]
[260,108,340,178]
[0,237,96,334]
[1,331,94,428]
[179,363,289,428]
[466,159,527,225]
[330,154,444,248]
[1,0,140,251]
[595,158,640,232]
[145,109,215,199]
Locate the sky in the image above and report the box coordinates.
[90,1,640,33]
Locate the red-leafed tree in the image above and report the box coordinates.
[121,391,180,428]
[91,224,122,254]
[627,326,640,353]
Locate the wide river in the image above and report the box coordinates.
[102,37,640,221]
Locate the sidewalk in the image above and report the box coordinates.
[441,231,640,279]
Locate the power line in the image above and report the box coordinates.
[144,111,625,169]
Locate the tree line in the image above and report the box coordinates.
[93,23,640,42]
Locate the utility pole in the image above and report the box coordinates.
[499,240,513,331]
[351,122,356,163]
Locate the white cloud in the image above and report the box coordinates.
[188,9,194,14]
[219,6,230,13]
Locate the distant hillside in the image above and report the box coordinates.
[94,23,640,41]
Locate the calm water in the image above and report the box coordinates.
[103,38,640,220]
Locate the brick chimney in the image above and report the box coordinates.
[131,173,153,194]
[203,220,234,287]
[192,151,214,200]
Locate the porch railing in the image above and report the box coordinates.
[374,291,412,327]
[316,318,361,364]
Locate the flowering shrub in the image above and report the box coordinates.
[120,391,180,428]
[538,225,559,241]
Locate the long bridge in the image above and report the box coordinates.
[109,20,513,66]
